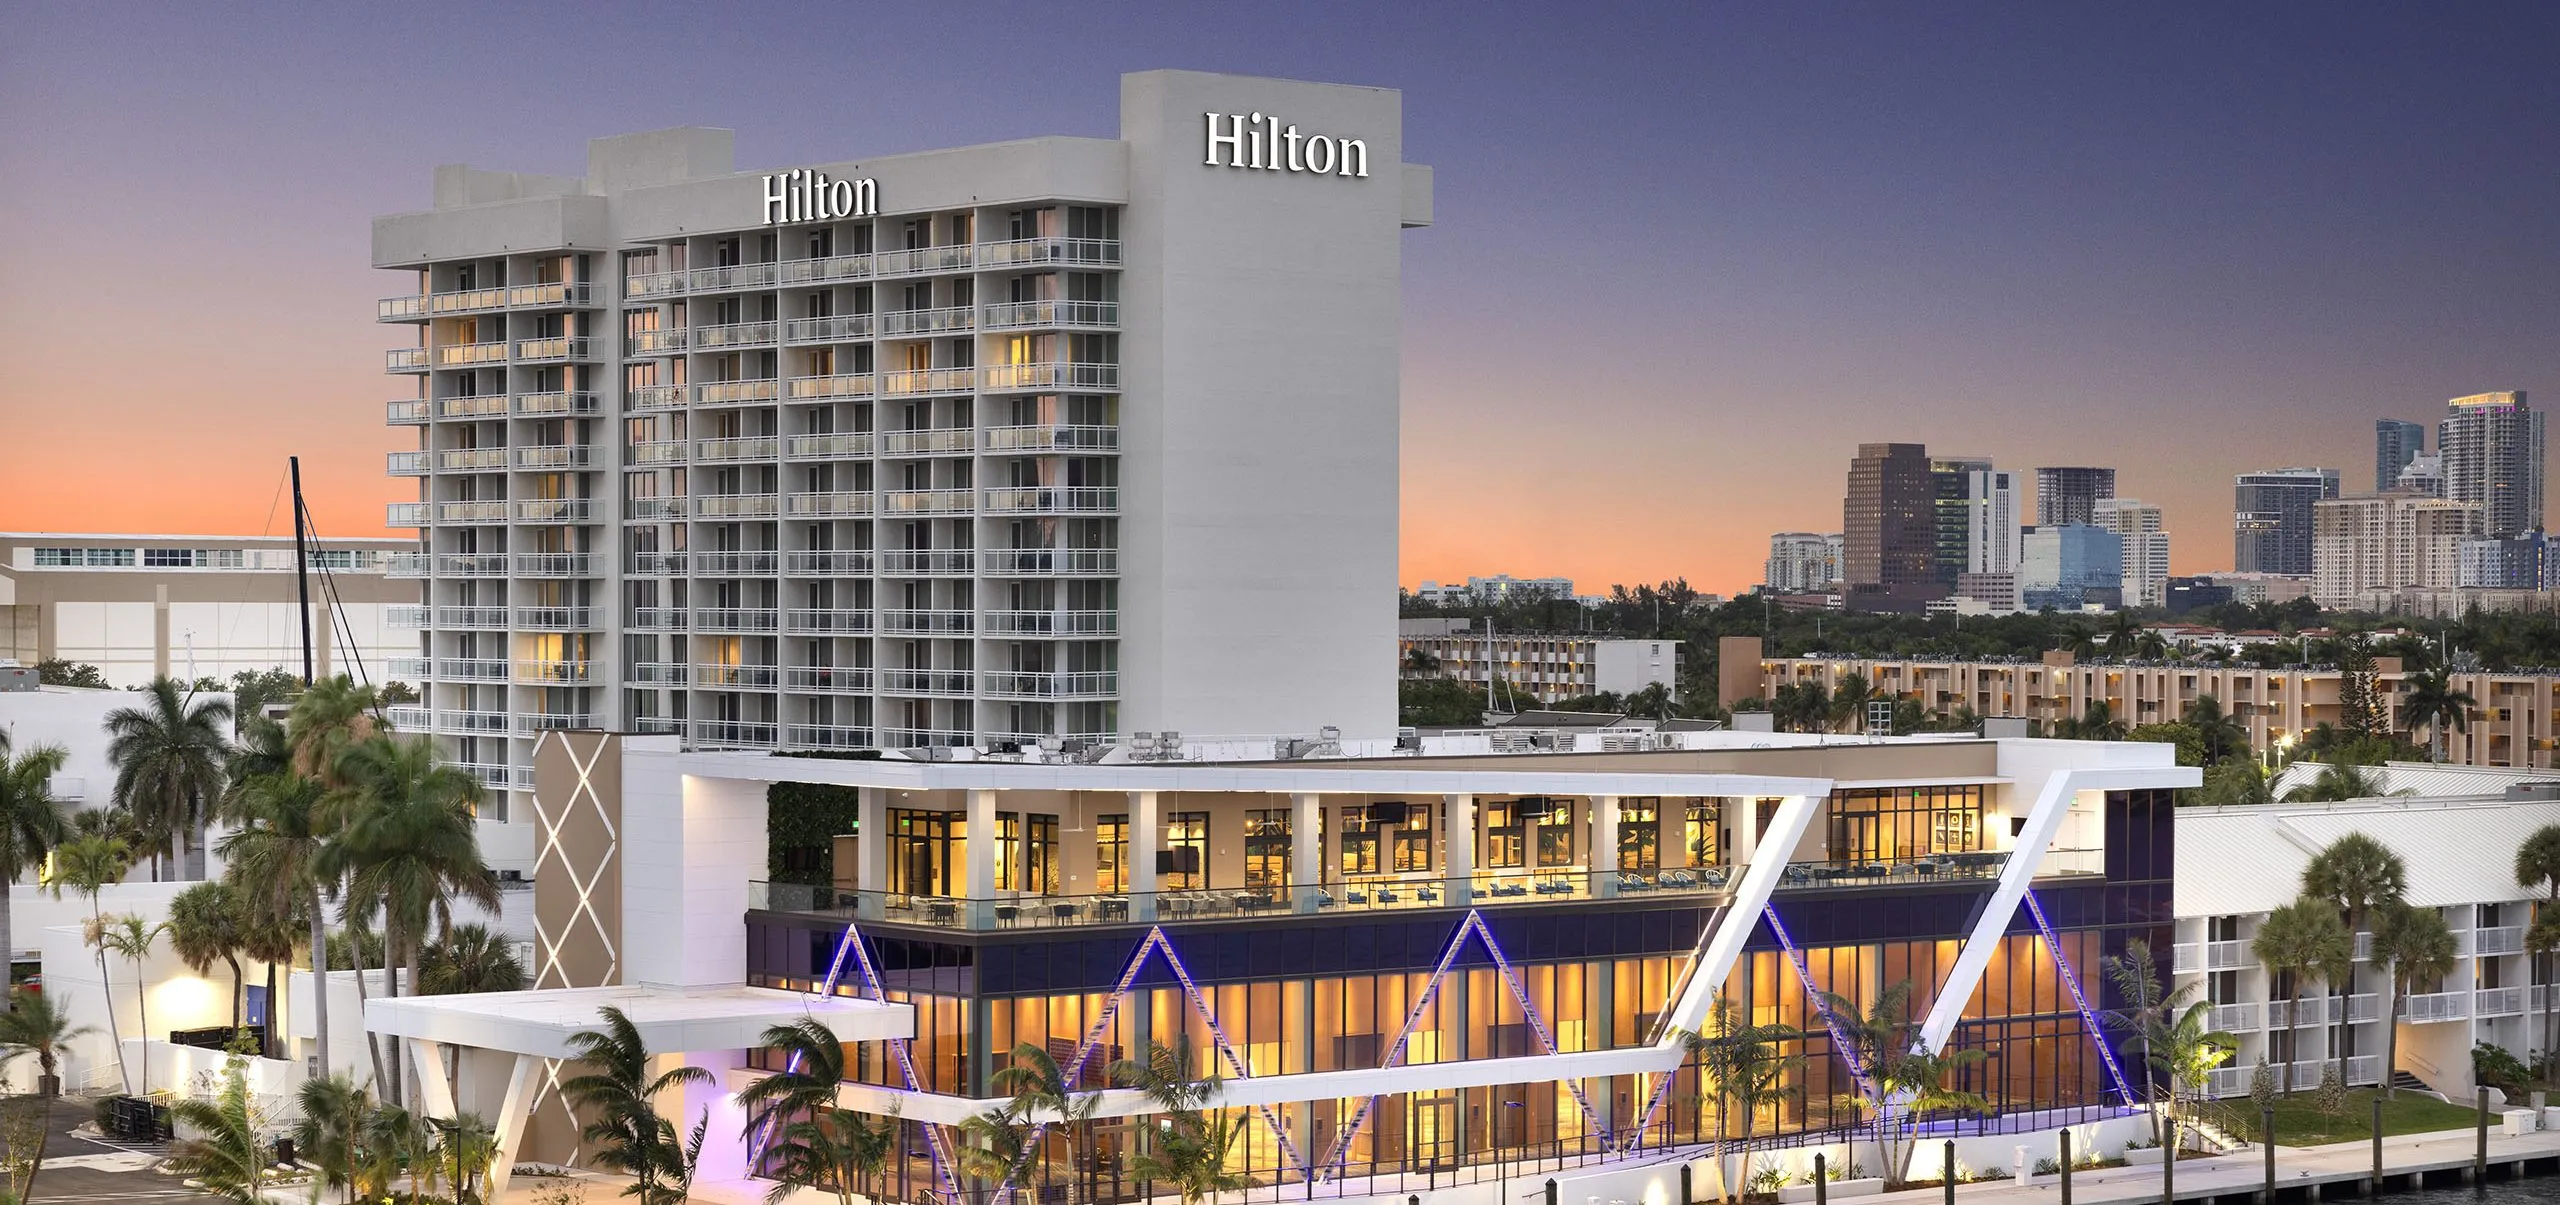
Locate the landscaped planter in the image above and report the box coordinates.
[1777,1177,1883,1201]
[2122,1147,2165,1166]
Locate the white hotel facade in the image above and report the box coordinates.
[376,71,1430,820]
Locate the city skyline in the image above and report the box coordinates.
[6,3,2559,597]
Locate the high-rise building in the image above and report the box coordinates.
[2456,534,2555,590]
[2438,391,2542,537]
[2395,453,2445,497]
[2312,493,2484,607]
[2018,524,2122,611]
[1841,443,1938,604]
[2231,467,2338,576]
[2375,419,2426,493]
[1927,455,1990,585]
[1762,532,1843,593]
[2034,466,2117,528]
[376,71,1431,825]
[2092,498,2170,609]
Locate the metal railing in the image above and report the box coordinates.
[505,281,593,309]
[697,493,780,518]
[631,440,688,465]
[980,299,1119,329]
[387,347,428,371]
[879,305,975,336]
[983,424,1119,452]
[378,294,427,321]
[513,498,592,523]
[695,608,781,633]
[782,314,875,342]
[879,609,973,634]
[786,492,872,516]
[386,503,428,527]
[690,550,778,575]
[784,608,874,633]
[880,428,975,455]
[436,447,509,471]
[877,550,974,575]
[981,361,1120,391]
[438,341,510,366]
[625,268,687,298]
[387,399,429,423]
[878,368,978,396]
[514,336,591,362]
[982,609,1118,636]
[782,666,873,693]
[981,486,1118,514]
[388,451,427,475]
[629,662,689,686]
[687,262,783,292]
[878,727,977,747]
[2206,1002,2258,1033]
[513,445,591,469]
[516,712,595,733]
[873,244,976,277]
[880,489,974,515]
[514,390,600,415]
[437,657,510,681]
[630,552,685,575]
[629,384,684,410]
[511,606,595,630]
[435,501,511,523]
[982,547,1118,576]
[880,669,974,696]
[785,373,875,400]
[628,607,690,629]
[692,378,781,405]
[630,328,687,354]
[2478,986,2528,1017]
[777,252,875,285]
[2476,925,2527,956]
[690,719,779,748]
[694,663,780,689]
[696,437,780,462]
[785,432,874,458]
[974,237,1121,268]
[694,321,778,349]
[2403,991,2470,1023]
[627,497,688,520]
[782,550,873,575]
[438,395,510,418]
[514,552,592,577]
[981,671,1118,698]
[515,659,591,684]
[784,723,875,750]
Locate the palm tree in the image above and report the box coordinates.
[2102,938,2180,1143]
[2147,1001,2236,1151]
[2071,700,2127,741]
[2303,832,2408,1086]
[1684,993,1801,1203]
[2281,761,2405,803]
[97,913,168,1097]
[1828,671,1878,733]
[221,771,336,1072]
[420,922,526,995]
[165,1056,273,1203]
[0,986,92,1096]
[285,675,389,789]
[738,1017,899,1205]
[294,1073,373,1205]
[2523,823,2560,1065]
[2529,910,2560,1066]
[1820,979,1987,1189]
[48,834,133,1094]
[2182,695,2247,764]
[2372,901,2458,1100]
[957,1103,1036,1191]
[0,740,68,978]
[103,676,233,879]
[2397,667,2474,762]
[430,1111,497,1205]
[167,880,251,1031]
[2104,612,2143,660]
[1124,1109,1248,1205]
[990,1040,1101,1204]
[2252,897,2352,1096]
[561,1005,711,1205]
[2199,758,2278,807]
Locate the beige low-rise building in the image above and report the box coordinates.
[1400,618,1678,703]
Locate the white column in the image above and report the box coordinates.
[1131,790,1160,921]
[856,785,888,920]
[966,788,998,926]
[1443,793,1474,905]
[1732,796,1761,866]
[1291,792,1322,912]
[482,1053,543,1203]
[411,1039,456,1117]
[1593,794,1620,897]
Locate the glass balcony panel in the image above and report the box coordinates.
[696,493,779,518]
[784,433,874,458]
[786,492,872,517]
[785,373,875,401]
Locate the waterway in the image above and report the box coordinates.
[2402,1183,2559,1201]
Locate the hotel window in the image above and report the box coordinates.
[1618,798,1659,871]
[1095,814,1128,892]
[1339,806,1381,876]
[1481,800,1528,870]
[996,812,1057,894]
[1684,800,1721,866]
[888,808,962,897]
[1243,809,1291,890]
[1534,799,1575,867]
[1826,786,1984,864]
[1163,812,1208,890]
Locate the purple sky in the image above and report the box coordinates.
[5,2,2556,593]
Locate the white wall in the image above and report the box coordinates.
[1593,641,1679,696]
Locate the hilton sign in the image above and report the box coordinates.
[1204,112,1371,178]
[762,168,878,224]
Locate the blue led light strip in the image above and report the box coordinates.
[1618,904,1727,1154]
[843,922,964,1201]
[1314,910,1484,1179]
[1464,911,1612,1149]
[2021,889,2136,1104]
[1147,928,1312,1175]
[744,921,865,1168]
[1761,904,1879,1103]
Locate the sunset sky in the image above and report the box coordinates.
[5,3,2557,597]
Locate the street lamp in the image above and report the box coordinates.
[1497,1099,1526,1205]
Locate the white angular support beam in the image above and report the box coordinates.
[1660,792,1824,1042]
[482,1053,543,1202]
[412,1038,456,1118]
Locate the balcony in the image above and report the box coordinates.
[785,374,876,402]
[631,328,687,355]
[514,445,592,469]
[697,493,780,518]
[428,287,508,316]
[878,550,974,576]
[630,662,689,686]
[783,550,873,575]
[625,268,687,299]
[983,425,1119,452]
[880,669,974,697]
[432,606,511,630]
[974,237,1121,269]
[437,395,510,419]
[777,252,875,286]
[437,657,511,682]
[783,314,875,343]
[785,432,874,458]
[880,727,977,749]
[438,341,510,367]
[387,605,429,628]
[695,663,780,689]
[878,306,975,337]
[686,262,782,293]
[513,498,592,523]
[631,441,687,465]
[516,712,596,734]
[2479,986,2529,1017]
[458,762,534,792]
[2403,991,2470,1023]
[630,552,685,575]
[2172,940,2255,975]
[786,492,872,517]
[695,321,779,350]
[2204,1002,2259,1033]
[980,299,1119,330]
[981,362,1119,392]
[2476,925,2527,956]
[440,711,514,736]
[880,489,974,516]
[984,609,1118,636]
[692,379,781,406]
[785,724,875,751]
[879,368,977,396]
[628,607,690,630]
[379,294,428,322]
[387,348,429,373]
[385,552,506,578]
[982,486,1118,514]
[514,336,591,363]
[880,428,975,455]
[983,548,1117,576]
[628,497,689,521]
[435,501,511,524]
[388,451,428,476]
[689,551,777,575]
[506,281,594,309]
[629,384,684,411]
[388,399,430,424]
[386,503,428,528]
[784,608,873,634]
[879,609,973,634]
[873,244,976,277]
[695,608,780,633]
[512,552,591,578]
[690,719,779,748]
[437,448,510,472]
[511,606,595,631]
[695,437,779,462]
[783,666,873,693]
[982,671,1118,699]
[514,391,600,416]
[384,656,431,678]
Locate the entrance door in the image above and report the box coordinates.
[1411,1097,1458,1171]
[1833,812,1878,865]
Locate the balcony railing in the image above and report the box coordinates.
[432,606,511,629]
[785,724,875,750]
[428,287,508,315]
[514,445,592,469]
[694,321,778,350]
[2205,1002,2259,1033]
[878,306,975,337]
[874,244,976,277]
[388,451,427,476]
[386,503,428,528]
[983,425,1119,452]
[514,336,591,362]
[694,663,780,689]
[387,348,428,372]
[783,666,873,693]
[980,299,1119,330]
[379,294,428,321]
[983,548,1118,576]
[881,428,975,455]
[438,657,511,682]
[784,608,873,633]
[981,671,1118,699]
[981,361,1119,392]
[690,550,778,576]
[627,497,689,521]
[630,328,687,355]
[692,379,780,405]
[387,605,429,628]
[435,501,510,524]
[2479,986,2528,1017]
[879,368,977,396]
[512,606,596,631]
[631,441,687,465]
[630,662,689,686]
[880,669,974,696]
[630,552,685,575]
[786,373,875,401]
[438,395,510,418]
[697,493,780,518]
[974,237,1122,268]
[694,607,780,633]
[783,550,873,575]
[785,432,874,458]
[880,727,978,748]
[505,281,594,309]
[513,498,592,523]
[441,711,514,736]
[628,607,690,630]
[981,486,1118,514]
[384,656,431,678]
[777,252,875,285]
[690,719,779,748]
[983,609,1119,636]
[783,314,875,342]
[2476,925,2527,956]
[438,341,510,366]
[513,553,591,578]
[2403,991,2470,1023]
[516,659,591,684]
[385,552,502,578]
[786,492,872,517]
[696,437,780,462]
[879,609,973,634]
[516,712,596,733]
[878,550,974,576]
[387,399,429,424]
[686,262,782,293]
[438,448,510,471]
[629,384,684,411]
[881,489,974,515]
[625,268,687,299]
[514,390,600,416]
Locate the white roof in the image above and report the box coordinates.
[364,983,913,1059]
[2271,759,2560,800]
[2178,794,2560,917]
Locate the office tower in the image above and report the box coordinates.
[1965,468,2022,576]
[2034,466,2117,528]
[2092,497,2170,609]
[377,71,1430,821]
[2439,391,2542,537]
[2376,419,2426,492]
[2018,524,2123,611]
[1763,532,1843,593]
[2312,493,2484,607]
[2231,467,2338,576]
[1928,455,1991,585]
[1842,443,1937,599]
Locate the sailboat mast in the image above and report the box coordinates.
[290,455,315,686]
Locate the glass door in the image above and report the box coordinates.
[1410,1097,1458,1171]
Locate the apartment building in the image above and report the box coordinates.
[2092,498,2170,610]
[1400,618,1677,703]
[2376,420,2427,493]
[1410,575,1577,606]
[2438,391,2544,538]
[2312,492,2483,608]
[1746,647,2560,769]
[0,532,410,687]
[2034,466,2116,527]
[1762,532,1843,594]
[2232,467,2338,577]
[376,71,1430,824]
